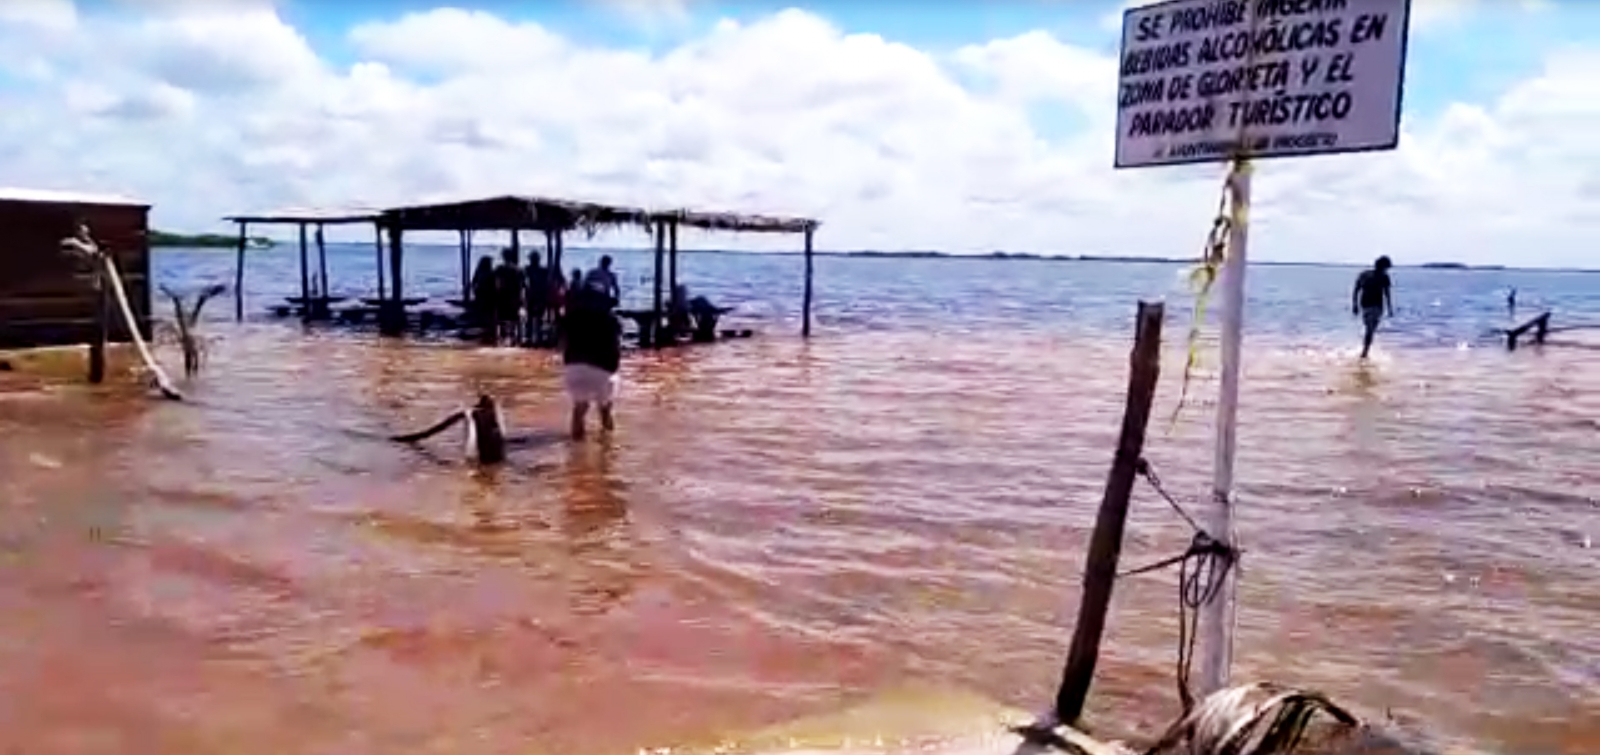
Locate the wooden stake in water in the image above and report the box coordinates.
[1199,159,1250,697]
[1053,300,1165,724]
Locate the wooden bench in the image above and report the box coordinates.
[1503,312,1551,351]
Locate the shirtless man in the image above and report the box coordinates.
[1351,255,1394,359]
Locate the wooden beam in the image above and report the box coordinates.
[801,227,815,337]
[1053,300,1165,724]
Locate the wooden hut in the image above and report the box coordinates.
[0,187,152,349]
[222,207,381,321]
[377,195,820,342]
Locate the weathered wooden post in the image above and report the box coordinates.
[801,226,815,338]
[651,220,666,347]
[297,222,310,320]
[1053,300,1165,724]
[468,395,507,465]
[373,223,387,300]
[381,223,405,336]
[88,262,108,384]
[668,219,679,293]
[233,221,247,321]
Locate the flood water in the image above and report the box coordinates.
[1,247,1597,755]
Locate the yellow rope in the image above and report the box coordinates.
[1170,157,1251,429]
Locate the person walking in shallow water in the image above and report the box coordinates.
[1352,255,1394,359]
[562,286,623,440]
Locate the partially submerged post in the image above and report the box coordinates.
[382,222,405,336]
[315,223,330,300]
[651,220,667,346]
[88,245,109,384]
[297,222,310,318]
[233,221,247,320]
[1053,300,1165,724]
[668,220,680,293]
[802,225,815,338]
[373,224,387,300]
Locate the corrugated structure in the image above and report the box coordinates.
[0,188,153,349]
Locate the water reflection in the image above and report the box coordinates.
[560,441,636,617]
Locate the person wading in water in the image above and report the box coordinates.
[561,286,622,440]
[1352,255,1395,359]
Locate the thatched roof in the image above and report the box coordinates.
[224,207,380,225]
[225,194,822,236]
[378,195,653,234]
[652,209,819,234]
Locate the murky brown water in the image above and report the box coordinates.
[1,325,1596,755]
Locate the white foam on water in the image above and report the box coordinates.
[668,686,1052,755]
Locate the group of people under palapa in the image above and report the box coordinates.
[463,248,721,440]
[467,248,621,348]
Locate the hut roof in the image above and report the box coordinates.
[652,209,819,234]
[224,207,381,225]
[0,187,148,207]
[379,195,653,233]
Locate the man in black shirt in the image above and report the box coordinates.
[1351,255,1394,359]
[524,252,548,346]
[561,286,622,440]
[493,247,523,345]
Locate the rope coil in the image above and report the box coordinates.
[1117,457,1241,714]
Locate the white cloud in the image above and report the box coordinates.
[0,2,1594,267]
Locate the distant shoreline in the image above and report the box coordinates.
[151,230,275,249]
[170,241,1590,273]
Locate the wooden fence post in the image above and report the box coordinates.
[1052,300,1165,724]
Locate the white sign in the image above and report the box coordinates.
[1114,0,1412,169]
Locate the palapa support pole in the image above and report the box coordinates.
[668,220,679,293]
[381,223,405,336]
[373,223,387,300]
[315,223,329,300]
[297,222,310,319]
[544,230,555,271]
[554,230,564,277]
[1053,300,1165,725]
[801,226,815,337]
[233,221,247,321]
[652,220,666,347]
[1199,158,1251,698]
[457,229,470,301]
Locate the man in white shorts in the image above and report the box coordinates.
[562,286,622,440]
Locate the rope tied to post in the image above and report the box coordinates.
[1171,158,1253,430]
[1119,457,1241,714]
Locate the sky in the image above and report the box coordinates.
[0,0,1595,267]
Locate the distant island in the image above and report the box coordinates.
[150,230,275,249]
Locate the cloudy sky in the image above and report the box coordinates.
[0,0,1595,266]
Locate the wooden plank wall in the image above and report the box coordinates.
[0,200,152,349]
